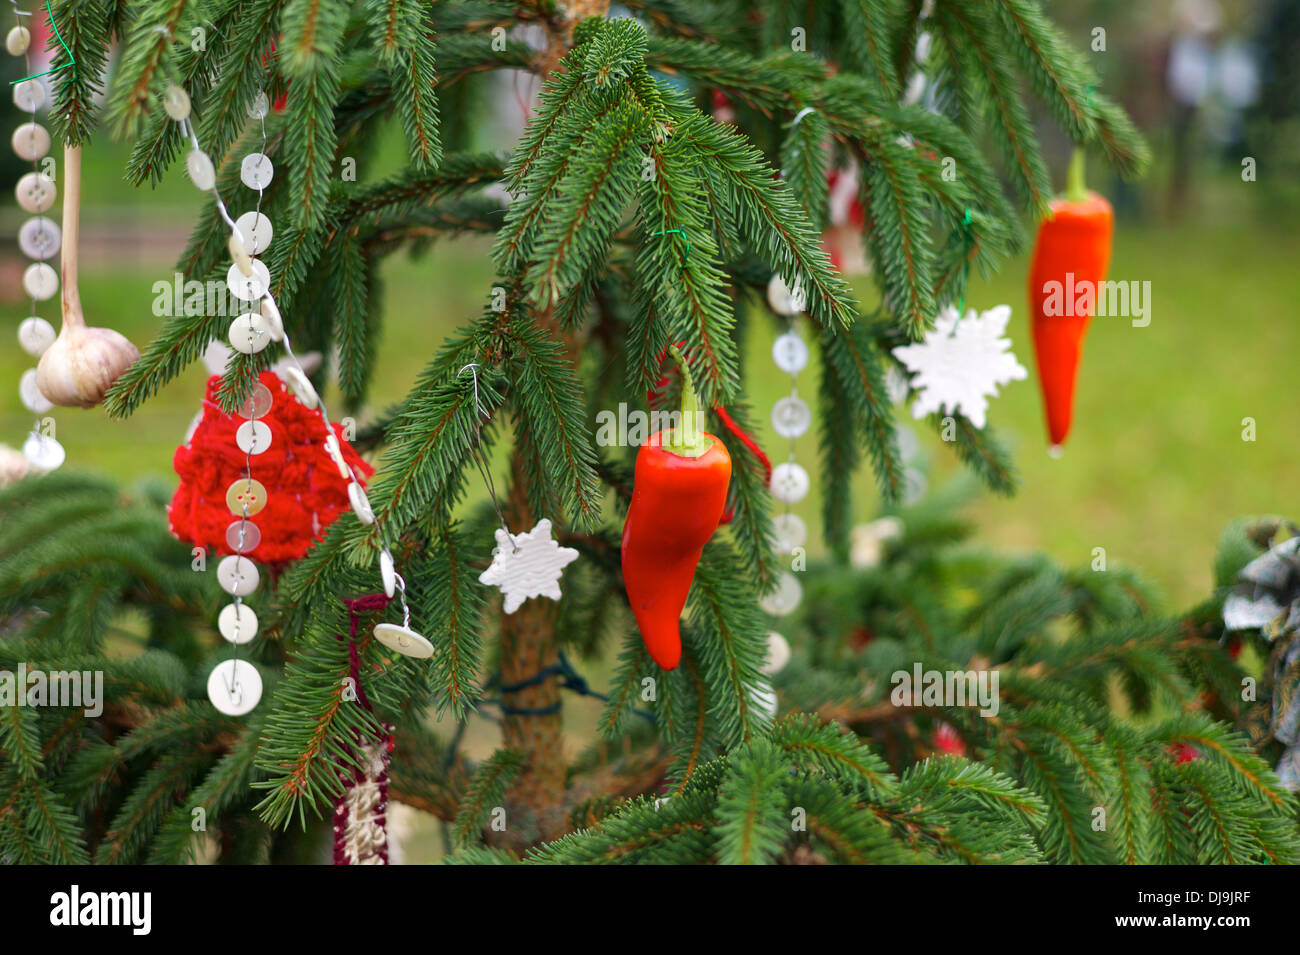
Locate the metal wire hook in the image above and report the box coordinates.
[457,362,489,419]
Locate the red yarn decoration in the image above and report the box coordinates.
[169,371,372,566]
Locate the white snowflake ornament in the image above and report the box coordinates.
[478,518,579,613]
[891,304,1026,429]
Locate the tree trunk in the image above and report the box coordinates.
[489,0,612,856]
[494,446,569,850]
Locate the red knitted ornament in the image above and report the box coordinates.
[169,372,372,566]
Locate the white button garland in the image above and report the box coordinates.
[206,660,262,716]
[22,431,64,470]
[162,85,190,122]
[18,216,60,259]
[17,317,55,357]
[8,18,64,474]
[19,368,51,413]
[373,623,434,659]
[234,211,273,255]
[10,121,48,161]
[216,555,260,597]
[159,81,433,690]
[761,631,792,675]
[11,78,44,111]
[379,550,396,598]
[770,461,809,504]
[185,149,216,190]
[235,419,272,455]
[771,332,809,373]
[283,366,318,408]
[15,171,55,212]
[763,270,812,638]
[239,153,274,190]
[227,259,271,302]
[228,311,271,354]
[21,261,57,299]
[218,603,258,644]
[771,513,807,551]
[758,571,802,617]
[6,25,30,56]
[771,395,811,439]
[348,483,375,524]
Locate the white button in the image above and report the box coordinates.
[19,368,51,413]
[186,149,216,190]
[373,623,433,659]
[226,519,261,553]
[22,262,57,300]
[236,382,273,419]
[18,216,60,260]
[248,91,270,119]
[12,79,45,111]
[216,555,260,596]
[218,603,258,644]
[17,316,55,357]
[22,431,64,470]
[771,396,811,438]
[324,432,350,479]
[12,122,49,161]
[15,171,55,213]
[228,232,253,277]
[348,482,374,524]
[259,297,284,341]
[758,571,801,616]
[379,549,396,597]
[770,462,810,503]
[761,631,791,674]
[227,260,270,303]
[234,211,273,255]
[228,312,271,354]
[766,274,806,316]
[207,660,262,715]
[240,152,274,190]
[772,332,808,373]
[751,683,779,720]
[6,25,31,56]
[771,513,806,551]
[236,419,272,455]
[284,366,317,408]
[163,85,191,121]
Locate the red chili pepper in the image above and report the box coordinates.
[1028,148,1114,452]
[647,341,769,525]
[622,348,732,670]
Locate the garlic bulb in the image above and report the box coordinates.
[37,323,140,408]
[35,145,139,408]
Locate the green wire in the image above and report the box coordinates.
[10,0,77,85]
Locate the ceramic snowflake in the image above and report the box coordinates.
[478,518,579,614]
[891,304,1027,429]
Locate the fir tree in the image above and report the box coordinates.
[3,0,1294,865]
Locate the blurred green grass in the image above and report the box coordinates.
[3,133,1296,610]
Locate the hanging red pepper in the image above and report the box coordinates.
[623,348,732,670]
[1028,148,1114,452]
[647,341,770,524]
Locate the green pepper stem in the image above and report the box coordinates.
[663,346,709,458]
[1065,146,1088,203]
